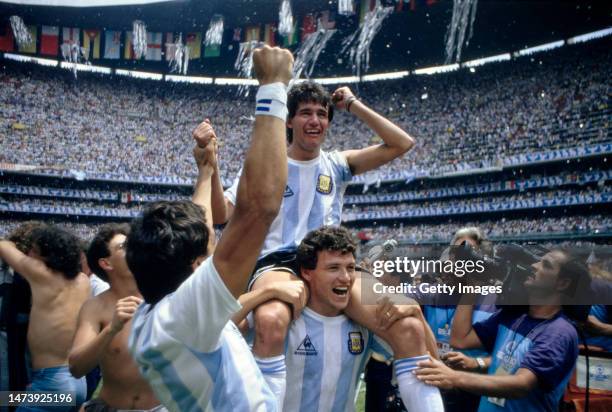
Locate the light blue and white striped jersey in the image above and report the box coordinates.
[128,257,276,412]
[225,150,352,258]
[284,307,392,412]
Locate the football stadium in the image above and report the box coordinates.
[0,1,610,411]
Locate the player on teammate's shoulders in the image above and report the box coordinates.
[210,79,429,407]
[234,226,444,412]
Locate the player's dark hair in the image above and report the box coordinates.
[87,223,130,281]
[287,81,334,143]
[297,226,356,271]
[126,201,209,305]
[553,249,591,299]
[30,225,82,280]
[8,221,48,254]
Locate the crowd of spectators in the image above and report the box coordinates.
[353,214,612,243]
[0,40,609,184]
[344,187,611,219]
[1,214,609,246]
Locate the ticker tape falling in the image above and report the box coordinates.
[341,3,393,78]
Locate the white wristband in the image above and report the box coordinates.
[255,82,288,121]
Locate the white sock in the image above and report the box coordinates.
[255,354,287,410]
[394,356,444,412]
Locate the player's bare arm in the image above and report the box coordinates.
[449,303,485,349]
[333,86,415,175]
[231,280,307,329]
[415,359,538,398]
[192,130,218,254]
[0,239,54,284]
[69,295,142,378]
[212,45,293,298]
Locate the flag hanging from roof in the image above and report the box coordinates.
[145,32,162,61]
[245,26,260,43]
[281,21,297,47]
[204,43,220,57]
[103,30,121,59]
[62,27,80,46]
[19,26,37,54]
[263,24,276,46]
[0,23,14,52]
[124,31,135,59]
[301,14,316,40]
[40,26,59,56]
[186,32,201,59]
[360,0,376,22]
[164,32,175,61]
[83,29,101,59]
[233,27,242,42]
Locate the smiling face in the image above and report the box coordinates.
[302,250,356,317]
[287,101,330,159]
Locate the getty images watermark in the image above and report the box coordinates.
[370,256,502,296]
[360,243,607,306]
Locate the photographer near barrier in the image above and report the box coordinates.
[361,226,611,411]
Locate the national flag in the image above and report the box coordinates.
[83,29,101,59]
[62,27,80,46]
[319,10,336,30]
[18,26,37,54]
[186,32,201,59]
[40,26,59,56]
[233,27,241,42]
[204,43,220,58]
[124,31,135,59]
[263,24,276,46]
[245,26,260,43]
[104,30,121,59]
[0,23,14,52]
[301,14,316,40]
[360,0,376,22]
[164,32,176,61]
[145,32,162,61]
[282,21,297,47]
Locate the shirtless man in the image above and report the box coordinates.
[68,223,163,412]
[0,225,90,410]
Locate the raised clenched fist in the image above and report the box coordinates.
[252,45,294,86]
[193,119,217,148]
[109,295,143,335]
[331,87,357,111]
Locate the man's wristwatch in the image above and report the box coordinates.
[475,357,486,372]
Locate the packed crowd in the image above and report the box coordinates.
[1,40,610,183]
[354,214,612,243]
[2,213,610,246]
[345,187,611,217]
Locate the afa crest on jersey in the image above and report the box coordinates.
[316,174,333,194]
[348,331,364,354]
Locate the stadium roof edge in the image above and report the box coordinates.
[0,0,176,7]
[1,26,610,84]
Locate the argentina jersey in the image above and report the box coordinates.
[284,307,392,412]
[225,150,352,258]
[129,257,276,412]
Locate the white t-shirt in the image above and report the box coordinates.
[129,257,277,411]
